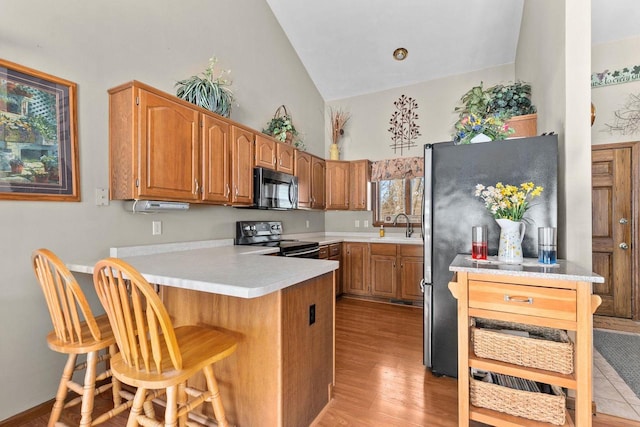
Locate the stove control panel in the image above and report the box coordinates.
[236,221,284,243]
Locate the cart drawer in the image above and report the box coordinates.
[468,281,576,321]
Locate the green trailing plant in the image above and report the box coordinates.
[262,105,305,149]
[486,81,536,117]
[175,56,234,118]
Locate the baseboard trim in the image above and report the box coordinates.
[594,315,640,333]
[0,399,53,426]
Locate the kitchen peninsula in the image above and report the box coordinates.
[68,240,339,427]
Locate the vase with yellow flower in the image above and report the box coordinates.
[329,108,350,160]
[475,182,544,263]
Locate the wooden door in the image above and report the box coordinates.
[344,243,369,295]
[277,143,296,174]
[592,146,633,318]
[311,155,326,209]
[137,89,200,201]
[349,160,371,210]
[326,160,350,210]
[231,126,254,205]
[255,134,276,170]
[295,151,312,208]
[201,114,231,203]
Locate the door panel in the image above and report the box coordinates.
[592,147,632,318]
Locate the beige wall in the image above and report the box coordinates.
[591,35,640,145]
[324,64,515,233]
[0,0,325,419]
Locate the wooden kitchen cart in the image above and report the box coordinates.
[448,255,603,426]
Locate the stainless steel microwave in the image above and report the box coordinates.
[253,167,298,210]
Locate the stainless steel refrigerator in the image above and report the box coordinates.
[422,135,558,378]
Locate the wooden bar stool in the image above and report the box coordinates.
[92,257,238,427]
[32,248,132,426]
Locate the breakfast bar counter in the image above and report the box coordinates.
[68,241,339,427]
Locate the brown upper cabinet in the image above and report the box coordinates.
[254,134,295,175]
[295,151,326,210]
[326,160,350,210]
[109,81,254,206]
[349,160,371,210]
[326,159,370,210]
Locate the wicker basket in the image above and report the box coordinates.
[470,378,566,425]
[472,318,574,374]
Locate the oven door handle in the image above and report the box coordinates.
[282,247,320,257]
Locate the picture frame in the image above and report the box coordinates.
[0,58,79,201]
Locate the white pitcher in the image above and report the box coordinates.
[496,218,526,263]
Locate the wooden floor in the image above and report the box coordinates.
[16,297,640,426]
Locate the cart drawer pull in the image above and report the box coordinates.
[504,295,534,304]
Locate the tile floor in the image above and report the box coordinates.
[593,329,640,421]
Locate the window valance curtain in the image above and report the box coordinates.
[370,156,424,181]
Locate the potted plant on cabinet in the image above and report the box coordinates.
[262,105,304,149]
[175,56,234,118]
[486,81,537,138]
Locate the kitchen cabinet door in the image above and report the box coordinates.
[343,242,369,295]
[399,256,423,301]
[310,155,326,209]
[202,114,231,203]
[136,87,200,201]
[326,160,350,210]
[371,243,397,298]
[371,255,397,298]
[330,243,342,296]
[399,245,423,302]
[254,134,276,170]
[231,126,255,205]
[349,160,371,210]
[295,151,312,208]
[277,142,295,174]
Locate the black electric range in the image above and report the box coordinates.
[235,221,320,258]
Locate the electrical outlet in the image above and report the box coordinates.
[309,304,316,325]
[95,188,109,206]
[355,220,360,228]
[364,220,369,228]
[306,220,310,228]
[152,221,162,235]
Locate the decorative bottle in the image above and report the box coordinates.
[379,225,385,237]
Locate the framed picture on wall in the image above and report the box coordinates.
[0,58,79,201]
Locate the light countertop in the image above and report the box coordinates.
[67,233,420,300]
[68,242,338,299]
[449,254,604,283]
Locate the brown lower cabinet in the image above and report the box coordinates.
[343,242,423,303]
[319,243,342,296]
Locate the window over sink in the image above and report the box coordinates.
[373,177,423,226]
[370,156,424,227]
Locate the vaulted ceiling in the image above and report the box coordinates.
[266,0,640,101]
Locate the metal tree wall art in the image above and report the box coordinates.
[604,92,640,135]
[388,94,421,154]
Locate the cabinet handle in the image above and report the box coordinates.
[194,179,200,194]
[235,186,239,196]
[504,295,534,304]
[225,184,230,197]
[273,156,277,166]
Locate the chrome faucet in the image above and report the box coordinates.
[393,213,414,238]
